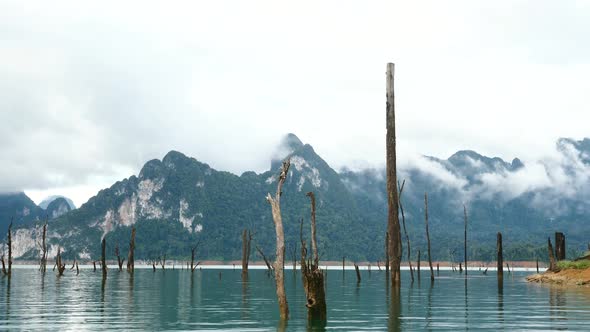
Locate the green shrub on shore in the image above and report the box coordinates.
[557,260,590,270]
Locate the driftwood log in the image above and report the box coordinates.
[266,159,291,320]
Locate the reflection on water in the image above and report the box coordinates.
[2,268,590,330]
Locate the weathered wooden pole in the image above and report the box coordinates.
[399,180,414,282]
[101,238,107,280]
[497,233,503,278]
[386,62,402,286]
[424,193,434,282]
[555,232,566,261]
[464,205,468,276]
[548,237,557,272]
[127,226,136,273]
[266,159,291,320]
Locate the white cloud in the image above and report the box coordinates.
[1,0,590,206]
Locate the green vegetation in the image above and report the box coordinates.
[557,260,590,270]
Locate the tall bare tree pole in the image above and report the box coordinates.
[386,62,402,286]
[101,237,107,280]
[266,159,291,320]
[464,205,468,276]
[424,193,434,282]
[306,192,319,268]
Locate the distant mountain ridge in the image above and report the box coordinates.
[4,134,590,263]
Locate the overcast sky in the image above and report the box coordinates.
[2,1,590,207]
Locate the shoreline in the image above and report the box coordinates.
[526,268,590,286]
[10,260,545,272]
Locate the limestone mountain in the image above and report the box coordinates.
[7,134,590,263]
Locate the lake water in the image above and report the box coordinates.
[1,267,590,331]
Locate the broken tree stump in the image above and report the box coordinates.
[555,232,566,261]
[548,237,558,272]
[354,264,361,283]
[127,226,136,273]
[300,195,327,322]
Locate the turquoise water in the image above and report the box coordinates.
[1,267,590,331]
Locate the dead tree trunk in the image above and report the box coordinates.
[39,221,48,273]
[159,254,167,270]
[76,262,79,275]
[417,250,421,279]
[536,257,539,273]
[424,193,434,282]
[256,245,273,272]
[241,229,252,276]
[548,237,558,272]
[398,180,414,282]
[266,159,290,320]
[384,232,389,274]
[115,244,124,271]
[127,226,136,273]
[101,238,107,280]
[56,247,66,276]
[386,62,402,287]
[306,192,319,268]
[301,191,326,321]
[5,221,12,276]
[555,232,566,261]
[464,205,468,276]
[497,233,503,278]
[2,220,13,276]
[191,240,202,272]
[354,263,361,283]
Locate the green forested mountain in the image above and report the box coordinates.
[5,135,590,263]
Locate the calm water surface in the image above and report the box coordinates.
[1,267,590,331]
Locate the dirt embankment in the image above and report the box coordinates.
[527,269,590,286]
